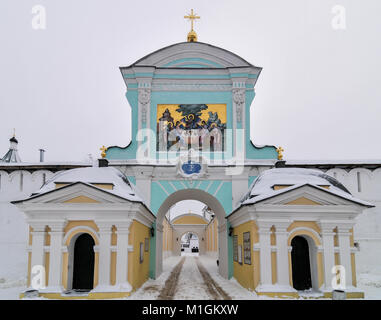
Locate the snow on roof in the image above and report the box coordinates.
[30,167,144,203]
[285,159,381,166]
[239,168,373,207]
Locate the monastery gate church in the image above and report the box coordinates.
[1,13,379,299]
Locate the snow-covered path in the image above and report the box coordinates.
[127,255,258,300]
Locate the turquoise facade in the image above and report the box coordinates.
[105,42,278,279]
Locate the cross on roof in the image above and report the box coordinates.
[184,9,200,31]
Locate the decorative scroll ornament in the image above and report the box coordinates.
[138,88,151,123]
[233,89,245,123]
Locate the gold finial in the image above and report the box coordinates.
[184,9,200,42]
[100,145,107,158]
[276,146,284,161]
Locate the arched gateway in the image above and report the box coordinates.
[154,189,229,279]
[13,23,372,299]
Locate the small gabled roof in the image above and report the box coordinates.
[12,167,149,207]
[227,168,374,218]
[241,183,374,207]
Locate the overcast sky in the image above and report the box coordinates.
[1,0,380,163]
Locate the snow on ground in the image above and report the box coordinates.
[173,256,211,300]
[127,255,257,300]
[127,255,182,300]
[197,255,258,300]
[1,255,381,300]
[357,273,381,300]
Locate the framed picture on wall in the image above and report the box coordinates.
[238,245,242,265]
[243,232,251,265]
[144,238,149,252]
[233,235,238,262]
[139,242,144,263]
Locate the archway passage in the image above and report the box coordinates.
[154,189,229,280]
[181,232,199,256]
[291,236,312,291]
[72,233,95,291]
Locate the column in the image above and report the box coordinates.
[257,222,272,287]
[29,222,46,290]
[274,222,292,288]
[337,225,353,288]
[218,222,229,279]
[155,222,164,278]
[319,222,336,291]
[95,221,113,290]
[115,221,132,291]
[46,221,66,292]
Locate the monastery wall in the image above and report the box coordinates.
[325,168,381,274]
[0,170,55,283]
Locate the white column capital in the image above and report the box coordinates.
[115,220,132,234]
[28,221,47,232]
[47,220,67,232]
[95,220,114,233]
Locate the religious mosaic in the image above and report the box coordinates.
[156,104,227,152]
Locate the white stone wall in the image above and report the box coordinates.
[0,170,56,282]
[325,168,381,274]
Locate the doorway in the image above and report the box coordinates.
[291,236,312,290]
[72,233,95,291]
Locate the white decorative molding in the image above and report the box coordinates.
[287,227,322,245]
[232,88,245,123]
[151,83,232,92]
[62,226,100,245]
[138,88,151,124]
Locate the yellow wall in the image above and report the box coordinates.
[162,218,173,251]
[173,215,208,225]
[64,195,100,203]
[285,197,322,205]
[232,221,255,291]
[128,220,151,291]
[205,218,218,252]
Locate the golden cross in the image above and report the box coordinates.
[276,146,284,161]
[184,9,200,31]
[100,145,107,158]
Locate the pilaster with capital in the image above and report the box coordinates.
[257,221,273,286]
[337,224,354,288]
[94,221,113,289]
[319,222,336,290]
[115,221,133,291]
[46,220,67,292]
[274,221,292,287]
[29,222,47,284]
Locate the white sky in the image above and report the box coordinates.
[1,0,381,162]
